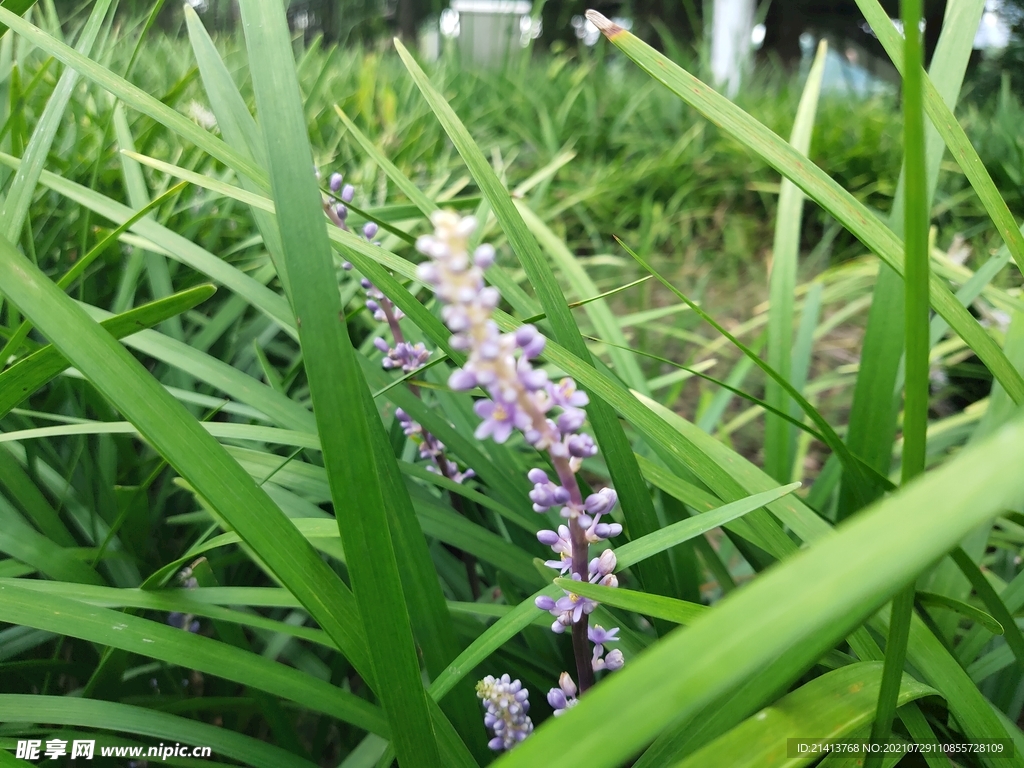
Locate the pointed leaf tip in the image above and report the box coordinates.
[585,10,623,37]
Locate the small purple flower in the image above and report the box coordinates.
[549,378,589,409]
[363,221,379,240]
[341,184,355,203]
[547,672,578,716]
[329,172,343,192]
[517,357,549,391]
[538,525,573,573]
[590,625,623,672]
[554,584,598,625]
[588,625,619,646]
[335,203,348,221]
[473,400,518,443]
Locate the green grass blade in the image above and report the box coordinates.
[516,201,649,394]
[395,38,674,602]
[0,151,296,334]
[840,0,989,518]
[494,409,1024,768]
[951,547,1024,669]
[0,286,215,420]
[584,10,1024,407]
[869,0,931,757]
[855,0,1024,278]
[235,2,455,763]
[0,0,109,243]
[556,582,707,626]
[613,483,801,570]
[0,181,189,366]
[0,695,317,768]
[0,6,261,183]
[0,494,102,584]
[915,591,1002,635]
[0,582,387,734]
[0,446,74,547]
[765,40,826,483]
[334,105,437,217]
[676,663,937,768]
[0,234,380,688]
[619,237,878,506]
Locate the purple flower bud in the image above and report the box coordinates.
[515,324,546,359]
[566,433,597,458]
[474,243,496,268]
[557,408,587,435]
[342,261,353,270]
[341,184,355,203]
[590,522,623,540]
[604,649,624,671]
[329,172,343,192]
[374,337,390,353]
[537,529,560,546]
[448,369,478,391]
[528,468,549,484]
[335,203,348,220]
[363,221,379,240]
[518,363,548,391]
[547,688,567,710]
[584,488,619,516]
[534,595,556,611]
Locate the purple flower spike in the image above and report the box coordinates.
[341,184,355,203]
[363,221,379,240]
[473,400,517,443]
[476,675,533,751]
[329,172,343,192]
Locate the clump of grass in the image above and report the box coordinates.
[0,1,1023,766]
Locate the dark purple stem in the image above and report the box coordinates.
[554,454,595,694]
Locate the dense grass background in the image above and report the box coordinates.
[1,0,1024,765]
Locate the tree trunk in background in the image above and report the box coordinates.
[711,0,755,95]
[398,0,419,40]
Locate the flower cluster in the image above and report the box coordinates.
[396,407,475,484]
[418,210,624,735]
[476,674,534,751]
[323,172,468,483]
